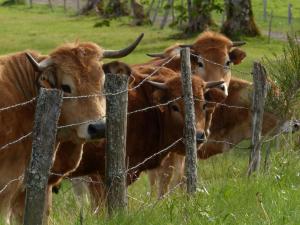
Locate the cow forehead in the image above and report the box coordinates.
[192,31,232,53]
[165,76,205,99]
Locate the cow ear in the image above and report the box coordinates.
[229,48,246,65]
[152,89,167,112]
[204,88,226,104]
[37,69,57,89]
[103,61,131,76]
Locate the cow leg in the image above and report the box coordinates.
[9,185,25,225]
[157,153,176,199]
[169,154,186,190]
[87,174,106,213]
[147,169,158,198]
[49,142,84,187]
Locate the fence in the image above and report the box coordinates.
[0,48,299,224]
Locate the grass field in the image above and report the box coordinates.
[0,2,300,225]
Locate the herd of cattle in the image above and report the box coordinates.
[0,31,293,224]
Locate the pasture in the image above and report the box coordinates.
[0,1,300,225]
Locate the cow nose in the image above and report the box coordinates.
[88,120,106,139]
[196,132,206,144]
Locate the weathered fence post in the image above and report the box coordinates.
[27,0,33,8]
[77,0,80,13]
[180,47,197,194]
[23,88,63,225]
[63,0,67,13]
[263,0,267,21]
[268,10,273,44]
[247,62,268,176]
[288,3,292,25]
[105,73,129,215]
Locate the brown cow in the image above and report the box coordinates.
[134,31,247,96]
[61,31,246,206]
[62,64,225,207]
[0,35,143,224]
[148,76,290,198]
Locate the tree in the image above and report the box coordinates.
[187,0,214,33]
[104,0,129,18]
[131,0,151,25]
[221,0,260,39]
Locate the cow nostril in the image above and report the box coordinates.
[219,84,225,91]
[196,132,206,143]
[88,122,106,139]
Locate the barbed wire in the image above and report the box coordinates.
[63,54,178,100]
[0,175,23,195]
[0,132,32,152]
[0,97,36,113]
[190,53,252,77]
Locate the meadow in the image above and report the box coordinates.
[0,1,300,224]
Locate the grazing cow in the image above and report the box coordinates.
[0,34,143,224]
[63,64,225,206]
[148,77,291,198]
[134,31,247,96]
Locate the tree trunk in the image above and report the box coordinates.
[186,0,214,33]
[131,0,150,25]
[104,0,128,18]
[221,0,260,39]
[78,0,101,15]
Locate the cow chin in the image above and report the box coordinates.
[76,120,106,141]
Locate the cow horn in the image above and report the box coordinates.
[179,44,193,48]
[146,53,165,58]
[103,33,144,58]
[232,41,246,47]
[205,81,225,89]
[147,80,167,90]
[25,53,53,72]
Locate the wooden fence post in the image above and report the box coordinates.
[63,0,67,13]
[247,62,268,176]
[23,88,63,225]
[105,73,129,215]
[27,0,33,8]
[288,3,292,25]
[263,0,267,21]
[180,47,197,194]
[268,10,273,44]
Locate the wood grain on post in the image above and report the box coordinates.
[23,88,63,225]
[247,62,268,176]
[105,73,129,215]
[180,47,197,194]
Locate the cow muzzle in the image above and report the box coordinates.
[88,121,106,139]
[196,131,206,144]
[77,119,106,140]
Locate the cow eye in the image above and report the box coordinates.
[198,61,204,68]
[61,84,71,93]
[171,104,180,112]
[225,60,232,67]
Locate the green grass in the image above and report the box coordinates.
[0,2,300,225]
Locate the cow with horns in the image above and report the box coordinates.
[55,63,226,209]
[0,34,143,224]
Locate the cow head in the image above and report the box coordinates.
[25,34,143,143]
[147,31,246,96]
[147,75,224,150]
